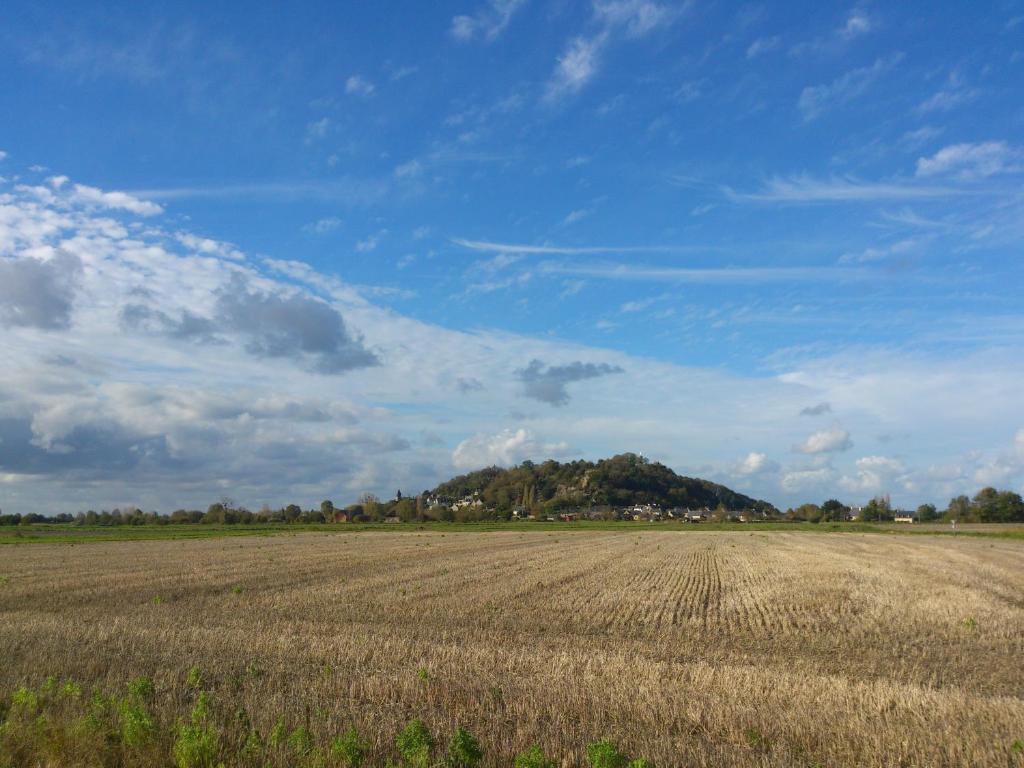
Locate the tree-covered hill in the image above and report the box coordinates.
[430,453,777,515]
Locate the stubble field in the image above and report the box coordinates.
[1,530,1022,767]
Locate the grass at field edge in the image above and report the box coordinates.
[2,521,1022,545]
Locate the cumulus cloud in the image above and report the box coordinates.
[516,359,623,406]
[915,141,1023,180]
[781,466,836,492]
[68,183,163,216]
[3,166,1024,514]
[0,252,81,329]
[450,0,526,42]
[795,426,853,454]
[839,455,906,494]
[452,428,569,470]
[120,304,220,343]
[734,451,779,476]
[215,277,379,374]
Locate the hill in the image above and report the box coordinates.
[430,453,777,515]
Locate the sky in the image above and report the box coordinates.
[1,0,1023,515]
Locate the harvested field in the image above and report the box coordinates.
[1,530,1023,766]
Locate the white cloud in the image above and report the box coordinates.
[545,34,608,102]
[305,117,330,143]
[394,159,424,179]
[68,183,163,216]
[0,150,7,162]
[302,217,342,235]
[345,75,375,96]
[355,232,383,252]
[746,36,780,58]
[593,0,674,38]
[916,142,1023,180]
[795,427,853,454]
[838,236,922,264]
[450,0,527,42]
[917,72,977,113]
[735,451,779,476]
[175,232,245,261]
[452,428,569,470]
[562,208,592,226]
[781,466,835,492]
[544,1,674,102]
[798,55,900,121]
[3,170,1024,514]
[839,455,906,494]
[839,9,873,40]
[724,174,962,204]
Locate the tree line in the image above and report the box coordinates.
[2,485,1023,526]
[784,487,1024,523]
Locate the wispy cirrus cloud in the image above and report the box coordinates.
[452,237,684,255]
[916,142,1023,180]
[127,177,390,204]
[344,74,375,96]
[450,0,527,42]
[917,71,977,113]
[722,174,964,204]
[544,0,679,103]
[540,262,868,284]
[798,55,901,121]
[746,36,780,58]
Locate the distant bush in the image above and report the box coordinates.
[331,725,366,767]
[446,726,483,767]
[396,719,434,768]
[514,745,558,768]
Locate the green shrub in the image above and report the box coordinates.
[628,760,655,768]
[268,719,286,749]
[396,719,434,768]
[446,726,483,767]
[118,699,156,747]
[513,745,557,768]
[330,725,366,767]
[587,739,628,768]
[173,721,219,768]
[127,677,154,700]
[173,692,218,768]
[10,687,38,713]
[186,667,204,690]
[288,725,315,757]
[59,680,82,700]
[240,728,263,760]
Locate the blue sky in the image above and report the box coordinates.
[1,1,1023,513]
